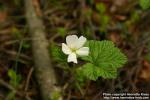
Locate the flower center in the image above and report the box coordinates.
[71,48,77,53]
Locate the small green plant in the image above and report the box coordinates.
[78,40,127,80]
[139,0,150,10]
[125,11,140,27]
[12,27,22,39]
[7,69,22,100]
[8,69,22,88]
[96,3,110,33]
[50,43,67,64]
[50,90,62,100]
[96,3,106,14]
[57,27,67,38]
[51,35,127,85]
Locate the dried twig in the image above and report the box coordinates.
[25,67,34,91]
[0,79,23,97]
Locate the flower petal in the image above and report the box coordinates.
[62,43,71,55]
[76,47,89,56]
[66,35,78,48]
[67,53,77,63]
[75,36,87,49]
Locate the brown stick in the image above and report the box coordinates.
[0,79,23,97]
[25,0,62,99]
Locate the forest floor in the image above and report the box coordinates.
[0,0,150,100]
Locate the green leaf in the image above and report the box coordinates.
[8,69,22,87]
[79,40,127,80]
[139,0,150,10]
[11,27,22,38]
[78,63,117,81]
[96,3,106,14]
[22,42,31,49]
[57,27,66,38]
[85,40,127,68]
[130,12,140,23]
[8,69,17,80]
[100,15,110,32]
[97,65,117,79]
[50,43,67,63]
[82,63,98,80]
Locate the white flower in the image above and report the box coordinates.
[62,35,89,63]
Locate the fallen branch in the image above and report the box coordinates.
[25,0,62,99]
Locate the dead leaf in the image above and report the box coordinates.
[139,60,150,81]
[0,10,7,23]
[108,32,122,45]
